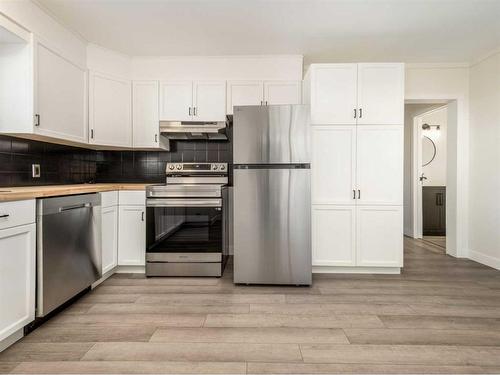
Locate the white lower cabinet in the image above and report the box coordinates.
[118,205,145,266]
[356,206,403,267]
[0,223,36,342]
[101,205,118,274]
[312,206,356,266]
[312,205,402,268]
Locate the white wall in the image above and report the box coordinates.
[403,103,442,236]
[421,107,447,186]
[468,51,500,269]
[87,43,131,79]
[132,55,303,81]
[405,64,469,257]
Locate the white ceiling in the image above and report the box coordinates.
[36,0,500,64]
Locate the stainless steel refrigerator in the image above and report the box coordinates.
[233,105,311,285]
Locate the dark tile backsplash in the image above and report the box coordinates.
[0,132,232,187]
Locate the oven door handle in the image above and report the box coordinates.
[146,198,222,207]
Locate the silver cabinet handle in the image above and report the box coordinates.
[141,211,145,221]
[353,190,356,199]
[90,129,94,139]
[359,108,363,118]
[357,190,361,199]
[354,109,357,119]
[59,203,91,212]
[0,214,10,218]
[155,134,158,143]
[189,107,192,116]
[265,101,268,105]
[193,107,197,116]
[34,114,40,127]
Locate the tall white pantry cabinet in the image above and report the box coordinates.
[304,63,404,272]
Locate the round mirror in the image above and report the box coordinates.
[422,136,436,167]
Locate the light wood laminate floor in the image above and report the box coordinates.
[1,237,500,374]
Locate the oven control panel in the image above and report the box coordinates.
[166,163,228,173]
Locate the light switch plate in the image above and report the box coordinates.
[32,164,41,178]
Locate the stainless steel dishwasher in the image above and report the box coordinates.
[36,193,101,317]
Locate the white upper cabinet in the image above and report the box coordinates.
[193,81,226,121]
[132,80,168,149]
[226,81,264,115]
[159,81,193,122]
[357,63,404,125]
[35,40,87,143]
[356,126,403,205]
[306,63,404,126]
[309,64,358,125]
[312,126,356,205]
[264,81,302,105]
[226,80,303,114]
[89,71,132,147]
[0,33,88,146]
[159,80,226,122]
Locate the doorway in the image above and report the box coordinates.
[403,101,457,255]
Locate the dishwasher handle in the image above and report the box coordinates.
[59,203,92,212]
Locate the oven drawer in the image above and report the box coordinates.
[146,252,221,262]
[146,262,222,277]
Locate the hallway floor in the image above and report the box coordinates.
[1,237,500,374]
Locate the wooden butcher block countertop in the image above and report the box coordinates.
[0,183,152,202]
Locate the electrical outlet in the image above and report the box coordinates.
[32,164,41,178]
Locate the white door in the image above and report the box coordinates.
[35,41,87,143]
[356,206,403,267]
[89,72,132,147]
[356,126,403,205]
[159,81,193,121]
[101,205,118,274]
[264,81,301,105]
[133,81,159,148]
[357,63,404,125]
[310,64,357,125]
[0,224,35,341]
[312,205,356,266]
[193,81,226,121]
[312,126,356,205]
[226,81,263,115]
[118,206,145,266]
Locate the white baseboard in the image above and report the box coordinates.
[469,249,500,270]
[91,267,118,289]
[313,266,401,274]
[115,265,145,274]
[0,328,23,352]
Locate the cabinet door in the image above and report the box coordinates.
[35,41,87,143]
[356,126,403,205]
[159,81,193,121]
[89,72,132,147]
[226,81,263,115]
[193,81,226,121]
[101,205,118,274]
[118,206,145,266]
[312,206,356,266]
[357,63,404,125]
[0,224,35,341]
[133,81,159,148]
[356,206,403,267]
[312,126,356,205]
[310,64,357,125]
[264,81,301,105]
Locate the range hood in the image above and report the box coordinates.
[159,121,227,140]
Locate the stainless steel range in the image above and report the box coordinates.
[145,162,229,277]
